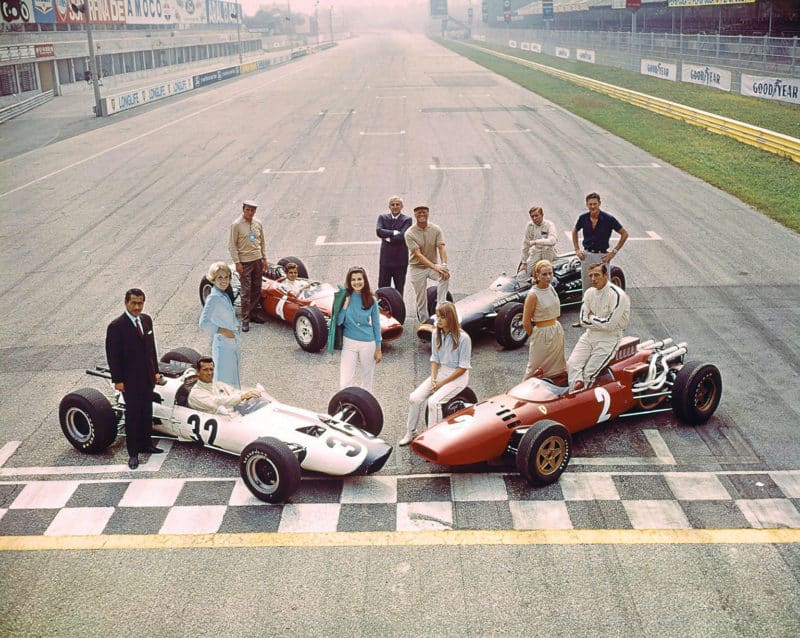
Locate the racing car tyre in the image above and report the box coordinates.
[376,287,406,325]
[160,347,202,367]
[198,275,236,307]
[426,286,454,318]
[293,306,328,352]
[59,388,118,454]
[516,420,572,486]
[277,256,309,279]
[494,302,528,349]
[239,437,302,503]
[672,361,722,425]
[328,387,384,436]
[610,266,626,290]
[424,387,478,426]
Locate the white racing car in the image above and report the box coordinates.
[59,347,393,503]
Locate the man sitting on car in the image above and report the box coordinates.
[567,262,630,393]
[279,261,310,297]
[188,357,262,413]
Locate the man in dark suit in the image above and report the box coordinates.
[105,288,163,469]
[375,196,413,296]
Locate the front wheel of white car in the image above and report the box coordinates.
[328,387,384,436]
[239,437,301,503]
[59,388,118,454]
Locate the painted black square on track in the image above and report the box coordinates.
[566,501,632,529]
[503,475,564,501]
[66,482,129,508]
[337,503,397,532]
[397,476,451,502]
[720,474,786,499]
[453,501,514,530]
[218,505,282,534]
[103,507,170,535]
[0,483,24,508]
[613,474,674,500]
[0,509,59,536]
[680,501,751,529]
[287,479,342,503]
[174,480,236,506]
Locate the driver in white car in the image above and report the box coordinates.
[188,357,262,413]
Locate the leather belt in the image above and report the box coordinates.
[534,319,557,328]
[585,249,607,254]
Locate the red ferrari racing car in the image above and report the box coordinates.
[411,336,722,486]
[199,256,405,352]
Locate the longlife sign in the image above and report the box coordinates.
[667,0,755,6]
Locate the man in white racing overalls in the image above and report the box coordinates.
[567,262,630,392]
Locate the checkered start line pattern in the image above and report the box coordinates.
[1,471,799,538]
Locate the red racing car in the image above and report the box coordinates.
[199,256,405,352]
[410,336,722,486]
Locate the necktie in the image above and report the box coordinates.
[136,318,144,337]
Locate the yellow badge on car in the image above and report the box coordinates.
[539,405,547,415]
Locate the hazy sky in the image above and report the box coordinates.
[241,0,430,18]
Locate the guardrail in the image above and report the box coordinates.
[0,90,54,125]
[460,41,800,164]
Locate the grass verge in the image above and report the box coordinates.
[437,38,800,233]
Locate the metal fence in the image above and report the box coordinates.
[478,27,799,82]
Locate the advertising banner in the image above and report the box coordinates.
[173,0,206,24]
[53,0,125,25]
[577,49,595,63]
[104,75,194,115]
[681,63,731,91]
[641,59,677,81]
[33,0,56,23]
[740,74,800,105]
[555,47,570,59]
[206,0,240,25]
[193,66,240,88]
[35,43,55,57]
[0,45,36,61]
[1,0,34,23]
[529,42,542,53]
[429,0,447,18]
[668,0,754,6]
[125,0,175,25]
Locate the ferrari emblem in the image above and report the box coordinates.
[539,405,547,415]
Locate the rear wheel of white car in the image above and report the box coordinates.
[59,388,118,454]
[426,286,454,318]
[239,437,301,503]
[494,302,528,349]
[293,306,328,352]
[376,286,406,324]
[277,256,309,279]
[160,347,202,367]
[328,387,384,436]
[516,420,572,486]
[424,387,478,427]
[672,361,722,425]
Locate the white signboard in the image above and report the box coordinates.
[681,63,731,91]
[577,49,595,63]
[529,42,542,53]
[104,76,194,114]
[521,42,530,51]
[555,47,570,59]
[641,59,677,81]
[740,74,800,105]
[509,40,518,48]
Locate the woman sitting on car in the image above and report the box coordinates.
[521,259,566,381]
[399,302,472,446]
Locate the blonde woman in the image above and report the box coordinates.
[521,259,566,380]
[399,302,471,445]
[199,262,241,388]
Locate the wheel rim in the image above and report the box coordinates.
[510,312,526,342]
[694,374,719,413]
[535,435,566,476]
[378,298,390,313]
[65,407,92,444]
[444,400,468,417]
[201,282,212,303]
[332,401,364,427]
[245,453,279,495]
[295,316,314,345]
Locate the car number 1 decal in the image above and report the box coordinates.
[276,297,287,320]
[188,414,218,445]
[594,387,612,423]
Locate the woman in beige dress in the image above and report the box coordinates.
[521,259,566,379]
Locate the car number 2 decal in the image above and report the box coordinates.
[188,414,218,445]
[594,387,612,423]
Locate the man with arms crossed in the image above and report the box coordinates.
[105,288,163,470]
[376,196,413,296]
[567,263,630,393]
[405,205,450,323]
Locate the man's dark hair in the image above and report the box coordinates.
[197,357,214,369]
[588,262,608,275]
[585,192,601,203]
[125,288,145,302]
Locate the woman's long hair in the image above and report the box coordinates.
[345,266,375,310]
[435,302,461,350]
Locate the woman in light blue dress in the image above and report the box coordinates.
[199,262,241,388]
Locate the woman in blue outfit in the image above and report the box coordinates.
[399,302,471,445]
[333,266,382,392]
[199,262,241,388]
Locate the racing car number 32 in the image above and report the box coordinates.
[188,414,218,445]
